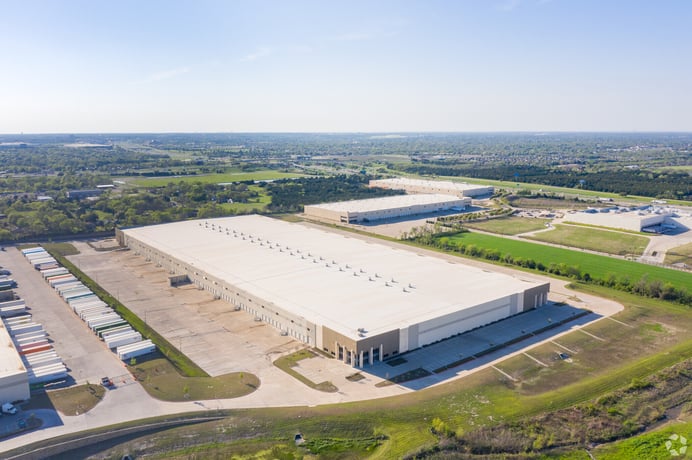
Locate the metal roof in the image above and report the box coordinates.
[305,193,468,213]
[123,215,542,340]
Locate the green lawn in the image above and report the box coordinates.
[218,185,272,213]
[464,217,550,235]
[524,224,650,256]
[665,241,692,266]
[130,170,306,187]
[441,231,692,290]
[591,421,692,459]
[128,354,259,401]
[24,383,106,416]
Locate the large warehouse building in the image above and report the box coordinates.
[304,194,471,224]
[370,177,494,198]
[117,216,549,367]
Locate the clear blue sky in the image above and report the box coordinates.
[1,0,691,133]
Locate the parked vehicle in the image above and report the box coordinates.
[2,403,18,415]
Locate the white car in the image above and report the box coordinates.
[1,403,17,415]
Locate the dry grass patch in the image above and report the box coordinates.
[665,241,692,266]
[524,224,649,255]
[464,217,550,235]
[45,383,106,416]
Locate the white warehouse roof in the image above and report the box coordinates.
[122,216,543,341]
[0,321,27,380]
[305,193,468,213]
[370,177,493,197]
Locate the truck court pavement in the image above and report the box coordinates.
[0,234,623,454]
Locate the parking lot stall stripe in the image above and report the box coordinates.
[605,316,634,328]
[523,352,549,367]
[577,328,606,342]
[491,365,518,382]
[551,340,577,354]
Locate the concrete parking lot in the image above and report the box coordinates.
[0,248,131,388]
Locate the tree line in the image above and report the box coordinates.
[393,164,692,201]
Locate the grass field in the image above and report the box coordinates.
[463,217,550,235]
[524,224,650,256]
[24,383,106,416]
[130,170,306,187]
[508,196,596,209]
[128,354,259,401]
[218,185,272,212]
[41,242,80,256]
[442,231,692,290]
[591,421,692,459]
[665,241,692,266]
[494,287,692,398]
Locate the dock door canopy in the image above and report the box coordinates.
[168,274,190,287]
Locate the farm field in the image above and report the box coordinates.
[463,216,550,235]
[524,224,650,256]
[665,241,692,266]
[439,231,692,291]
[218,185,272,212]
[130,170,306,187]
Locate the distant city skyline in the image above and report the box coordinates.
[2,0,691,133]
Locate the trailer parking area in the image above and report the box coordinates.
[68,242,303,377]
[0,248,128,387]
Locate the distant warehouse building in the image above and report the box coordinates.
[117,215,549,367]
[66,189,104,200]
[304,193,471,224]
[567,206,673,232]
[370,177,494,198]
